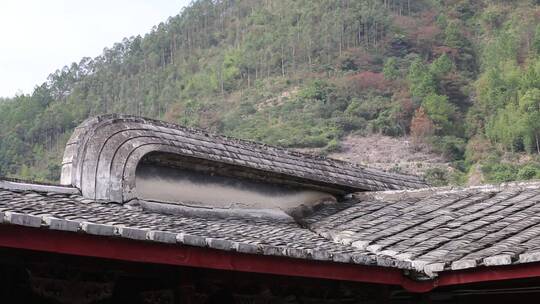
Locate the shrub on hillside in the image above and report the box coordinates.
[517,164,540,180]
[481,162,518,183]
[410,107,435,141]
[323,139,342,154]
[431,136,466,161]
[348,71,391,93]
[424,167,449,186]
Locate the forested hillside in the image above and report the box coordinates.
[2,0,540,185]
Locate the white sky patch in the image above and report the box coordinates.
[0,0,190,97]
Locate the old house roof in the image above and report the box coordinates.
[2,114,540,292]
[60,114,426,202]
[2,178,540,281]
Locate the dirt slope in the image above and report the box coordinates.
[328,135,450,177]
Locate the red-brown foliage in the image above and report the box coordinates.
[410,107,435,141]
[420,10,438,23]
[415,25,441,44]
[465,136,493,163]
[393,15,417,37]
[163,102,184,122]
[393,90,415,132]
[347,71,391,92]
[337,48,376,71]
[534,7,540,20]
[392,10,442,55]
[433,46,459,59]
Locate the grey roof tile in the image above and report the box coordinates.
[302,182,540,277]
[4,180,540,279]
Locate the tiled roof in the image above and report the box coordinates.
[61,114,427,202]
[0,179,372,267]
[303,182,540,277]
[3,178,540,279]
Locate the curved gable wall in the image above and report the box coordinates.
[60,114,427,203]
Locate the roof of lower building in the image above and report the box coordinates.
[3,178,540,280]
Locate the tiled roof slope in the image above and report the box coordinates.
[0,179,383,268]
[61,114,427,202]
[4,179,540,279]
[303,182,540,277]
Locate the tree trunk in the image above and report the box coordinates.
[281,44,285,77]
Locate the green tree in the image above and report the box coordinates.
[533,24,540,55]
[429,54,453,78]
[383,57,399,80]
[519,88,540,153]
[486,103,523,152]
[422,93,456,133]
[408,58,436,98]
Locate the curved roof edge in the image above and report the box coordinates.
[60,114,428,202]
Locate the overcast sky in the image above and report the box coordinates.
[0,0,190,98]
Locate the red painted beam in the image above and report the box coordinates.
[0,225,409,285]
[436,262,540,287]
[0,224,539,293]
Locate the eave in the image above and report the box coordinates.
[1,224,540,293]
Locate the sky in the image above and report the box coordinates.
[0,0,190,98]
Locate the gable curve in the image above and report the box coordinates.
[61,114,428,203]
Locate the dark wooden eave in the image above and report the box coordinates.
[3,224,540,293]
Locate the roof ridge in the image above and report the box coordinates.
[0,178,80,195]
[89,114,426,182]
[350,180,540,202]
